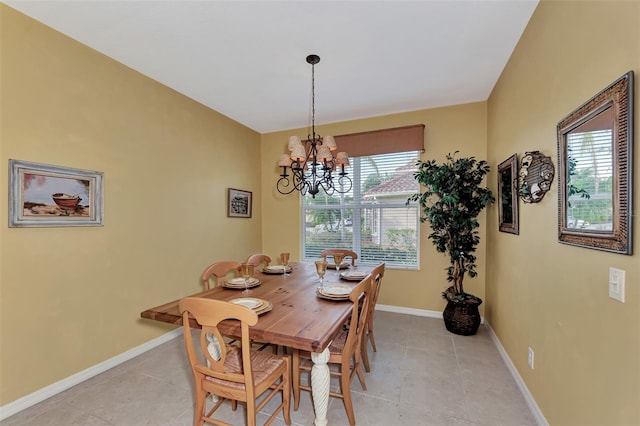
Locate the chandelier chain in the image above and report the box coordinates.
[311,60,316,139]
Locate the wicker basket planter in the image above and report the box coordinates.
[442,294,482,336]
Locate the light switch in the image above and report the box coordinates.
[609,268,625,303]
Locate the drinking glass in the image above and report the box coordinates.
[332,252,345,281]
[240,262,254,294]
[315,260,328,290]
[280,252,290,277]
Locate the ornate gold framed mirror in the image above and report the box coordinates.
[497,154,519,234]
[557,71,633,254]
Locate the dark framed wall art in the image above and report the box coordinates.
[497,154,519,234]
[227,188,252,218]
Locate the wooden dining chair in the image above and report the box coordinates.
[245,254,271,270]
[292,275,372,426]
[201,259,276,353]
[179,297,291,426]
[362,263,385,373]
[200,261,241,290]
[320,249,358,266]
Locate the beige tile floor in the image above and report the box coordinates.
[1,312,538,426]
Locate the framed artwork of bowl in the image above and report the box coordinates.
[9,159,104,227]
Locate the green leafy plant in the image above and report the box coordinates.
[407,152,494,300]
[567,152,591,207]
[385,228,416,248]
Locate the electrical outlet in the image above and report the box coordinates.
[609,267,625,303]
[528,347,534,369]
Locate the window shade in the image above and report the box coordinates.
[334,124,425,157]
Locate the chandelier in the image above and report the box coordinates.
[276,54,352,198]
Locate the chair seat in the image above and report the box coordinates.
[205,347,287,390]
[329,330,348,355]
[296,329,348,361]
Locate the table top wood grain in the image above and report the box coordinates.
[140,261,374,353]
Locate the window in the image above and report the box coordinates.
[302,151,420,268]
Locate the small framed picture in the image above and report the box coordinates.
[9,159,104,227]
[227,188,252,218]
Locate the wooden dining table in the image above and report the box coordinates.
[140,261,374,426]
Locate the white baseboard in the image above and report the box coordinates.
[376,303,443,318]
[485,322,548,426]
[0,328,183,421]
[376,303,485,323]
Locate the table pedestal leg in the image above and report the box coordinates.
[311,346,331,426]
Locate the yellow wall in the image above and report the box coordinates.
[261,103,489,312]
[486,1,639,425]
[4,1,639,423]
[0,5,262,405]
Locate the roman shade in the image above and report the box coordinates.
[334,124,425,157]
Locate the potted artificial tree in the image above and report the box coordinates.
[408,152,495,335]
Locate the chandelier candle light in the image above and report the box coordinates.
[276,55,352,198]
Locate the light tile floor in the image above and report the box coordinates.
[1,312,538,426]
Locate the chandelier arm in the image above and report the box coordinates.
[336,175,353,193]
[276,174,297,195]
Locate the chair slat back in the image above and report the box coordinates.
[245,254,272,269]
[320,249,358,266]
[200,260,241,290]
[343,275,372,357]
[369,263,385,320]
[179,297,258,388]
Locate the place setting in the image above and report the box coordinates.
[316,284,353,301]
[325,253,350,289]
[229,297,273,315]
[314,259,352,301]
[339,270,368,281]
[262,265,293,274]
[262,252,293,275]
[326,262,350,270]
[224,262,260,294]
[222,276,261,290]
[325,252,350,271]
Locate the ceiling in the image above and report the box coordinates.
[4,0,538,134]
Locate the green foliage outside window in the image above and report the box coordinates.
[385,228,416,248]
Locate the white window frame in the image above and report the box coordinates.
[301,152,421,270]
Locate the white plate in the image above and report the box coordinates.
[263,265,292,274]
[230,298,264,310]
[316,290,349,301]
[341,271,367,279]
[228,277,259,285]
[321,285,351,296]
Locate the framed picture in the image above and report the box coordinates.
[9,159,104,227]
[497,154,519,235]
[227,188,252,218]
